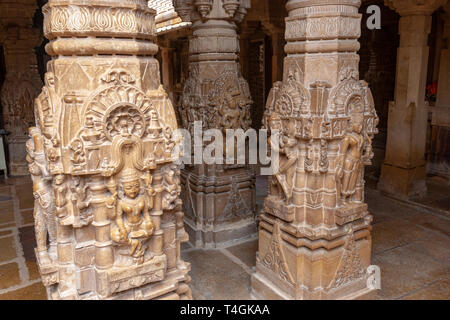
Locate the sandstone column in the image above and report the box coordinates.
[174,0,257,248]
[378,0,447,197]
[0,0,42,176]
[429,3,450,181]
[251,0,379,300]
[29,0,191,300]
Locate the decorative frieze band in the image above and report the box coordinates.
[285,15,361,41]
[43,4,156,40]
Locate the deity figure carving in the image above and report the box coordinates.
[336,111,365,205]
[162,164,181,210]
[111,169,155,262]
[26,127,57,266]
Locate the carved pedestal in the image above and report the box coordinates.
[29,0,191,300]
[251,0,379,300]
[0,0,42,176]
[174,0,257,248]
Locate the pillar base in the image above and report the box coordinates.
[184,216,257,249]
[251,270,374,300]
[377,163,427,198]
[181,166,257,248]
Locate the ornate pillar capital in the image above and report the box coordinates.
[384,0,448,16]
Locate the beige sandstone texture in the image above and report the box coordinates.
[250,0,380,300]
[27,0,192,300]
[0,0,43,176]
[173,0,257,248]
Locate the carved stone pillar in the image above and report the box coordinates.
[174,0,257,248]
[29,0,191,300]
[429,3,450,180]
[251,0,379,300]
[378,0,448,197]
[0,0,43,176]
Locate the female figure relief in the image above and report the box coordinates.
[111,169,155,261]
[336,113,365,205]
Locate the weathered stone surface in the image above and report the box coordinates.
[174,0,257,248]
[378,0,448,198]
[0,0,43,176]
[28,0,191,300]
[251,0,379,300]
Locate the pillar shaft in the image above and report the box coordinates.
[429,4,450,180]
[0,0,42,176]
[174,0,257,248]
[251,0,379,300]
[29,0,191,300]
[378,0,447,197]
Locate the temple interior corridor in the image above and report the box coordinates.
[0,175,448,300]
[0,0,449,301]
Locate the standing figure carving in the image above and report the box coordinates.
[26,127,56,265]
[252,0,379,300]
[28,0,192,300]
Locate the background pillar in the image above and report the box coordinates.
[0,0,42,176]
[29,0,191,300]
[378,0,448,197]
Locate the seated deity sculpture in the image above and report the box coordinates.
[111,168,155,261]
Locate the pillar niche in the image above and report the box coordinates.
[251,0,379,300]
[29,0,192,300]
[429,3,450,181]
[378,0,447,197]
[0,0,43,176]
[173,0,257,248]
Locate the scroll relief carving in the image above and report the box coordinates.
[30,68,180,267]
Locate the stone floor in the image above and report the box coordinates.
[0,175,448,300]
